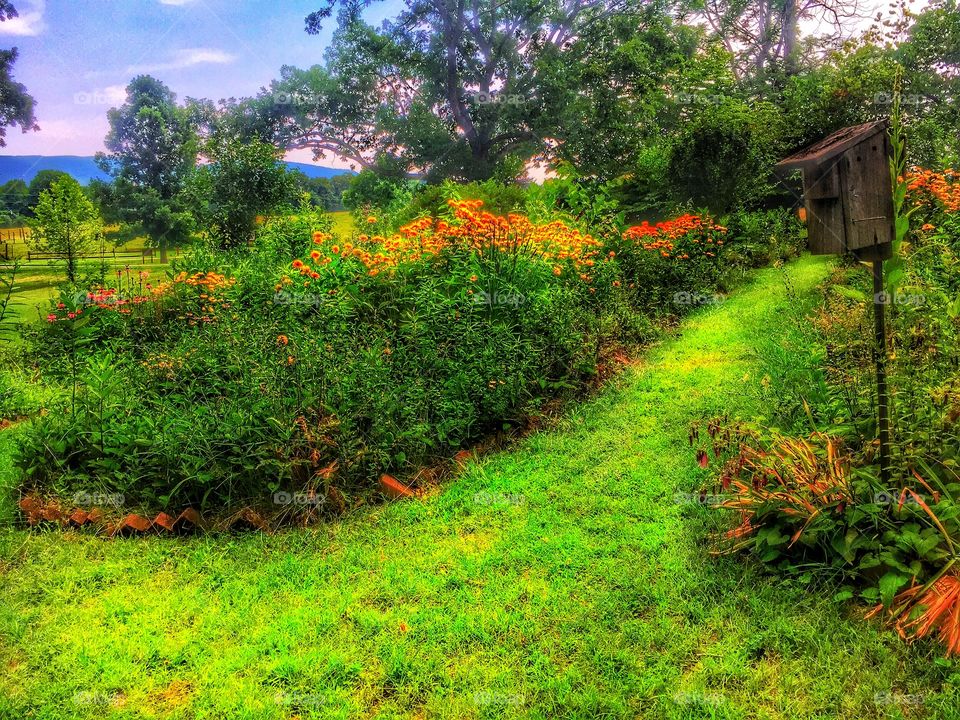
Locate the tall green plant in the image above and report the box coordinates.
[886,67,918,296]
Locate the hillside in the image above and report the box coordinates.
[0,155,353,185]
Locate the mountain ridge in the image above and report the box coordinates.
[0,155,353,185]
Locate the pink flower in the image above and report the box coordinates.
[67,312,76,320]
[46,314,57,323]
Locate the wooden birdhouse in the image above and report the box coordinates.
[777,120,894,261]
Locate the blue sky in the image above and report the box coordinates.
[0,0,399,165]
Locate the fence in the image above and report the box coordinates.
[22,247,160,263]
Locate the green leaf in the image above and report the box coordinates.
[879,572,909,607]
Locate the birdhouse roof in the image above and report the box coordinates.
[776,120,889,171]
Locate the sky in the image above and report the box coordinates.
[0,0,922,166]
[0,0,400,167]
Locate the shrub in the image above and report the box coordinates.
[15,202,745,515]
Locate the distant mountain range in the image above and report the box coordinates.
[0,155,353,185]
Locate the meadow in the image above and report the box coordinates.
[4,257,957,720]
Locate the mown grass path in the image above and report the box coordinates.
[1,256,955,719]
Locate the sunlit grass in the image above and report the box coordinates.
[331,210,356,238]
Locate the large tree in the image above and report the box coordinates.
[96,76,197,262]
[241,0,664,181]
[25,170,70,216]
[0,1,37,146]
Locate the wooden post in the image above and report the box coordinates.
[873,259,891,484]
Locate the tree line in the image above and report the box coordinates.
[0,0,956,263]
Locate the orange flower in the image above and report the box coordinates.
[469,274,478,283]
[277,334,289,346]
[310,250,321,261]
[366,216,377,224]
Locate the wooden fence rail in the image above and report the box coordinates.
[12,248,160,263]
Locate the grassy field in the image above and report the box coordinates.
[0,254,954,719]
[331,209,355,238]
[2,212,355,324]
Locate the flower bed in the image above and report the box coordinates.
[14,202,787,517]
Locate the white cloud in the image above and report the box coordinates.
[83,48,236,80]
[124,48,236,75]
[0,0,46,36]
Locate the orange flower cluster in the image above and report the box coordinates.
[141,351,185,380]
[293,200,602,280]
[622,214,727,259]
[906,169,960,213]
[170,271,236,291]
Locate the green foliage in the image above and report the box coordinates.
[188,137,295,249]
[0,10,36,148]
[721,208,806,268]
[289,171,352,211]
[28,177,103,283]
[697,428,958,609]
[25,170,70,216]
[667,100,786,213]
[96,76,198,261]
[0,178,27,221]
[13,200,749,511]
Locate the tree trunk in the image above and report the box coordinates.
[782,0,800,74]
[159,239,168,264]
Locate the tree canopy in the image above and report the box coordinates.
[0,1,37,146]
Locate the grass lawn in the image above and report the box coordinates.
[0,255,956,719]
[331,210,355,238]
[4,212,354,324]
[5,260,172,324]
